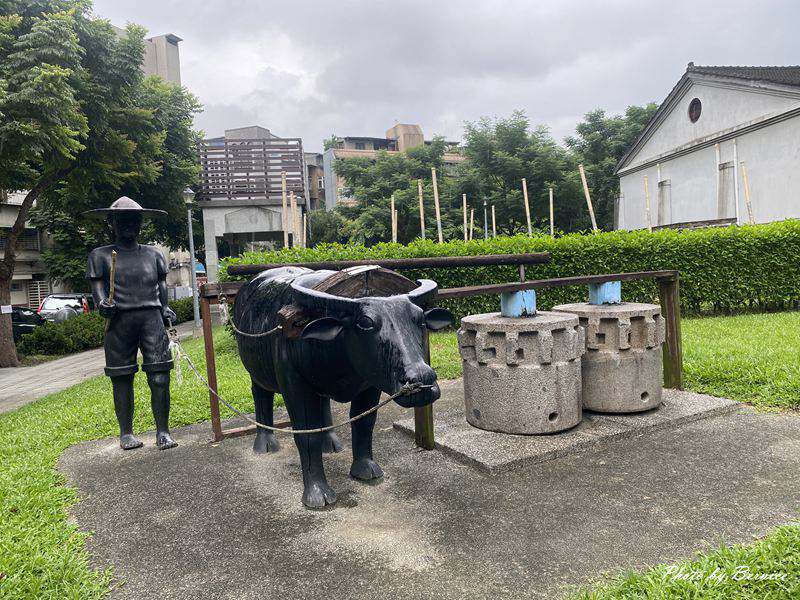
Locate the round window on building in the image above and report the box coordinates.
[688,98,702,123]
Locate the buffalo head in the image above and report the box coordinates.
[291,276,453,408]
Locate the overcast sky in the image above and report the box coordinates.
[92,0,800,153]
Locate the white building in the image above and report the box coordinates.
[616,64,800,230]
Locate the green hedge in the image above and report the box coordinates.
[17,312,106,356]
[222,220,800,320]
[17,298,196,356]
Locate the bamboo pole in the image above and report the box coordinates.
[578,164,598,233]
[303,212,308,247]
[462,194,468,242]
[548,187,555,237]
[469,208,475,240]
[290,191,299,247]
[281,171,289,247]
[740,162,755,225]
[417,179,426,239]
[394,209,399,242]
[390,194,397,243]
[644,175,652,232]
[431,167,443,243]
[521,178,532,235]
[491,205,496,237]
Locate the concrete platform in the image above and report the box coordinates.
[57,380,800,599]
[394,385,740,473]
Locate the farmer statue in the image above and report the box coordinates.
[85,197,178,450]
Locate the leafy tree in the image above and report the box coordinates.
[0,1,201,366]
[322,134,339,151]
[566,103,658,229]
[307,208,349,246]
[457,111,591,235]
[31,76,202,291]
[335,138,460,245]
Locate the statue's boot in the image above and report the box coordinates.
[148,371,177,449]
[111,374,143,450]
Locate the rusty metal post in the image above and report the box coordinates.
[414,328,435,449]
[658,275,684,390]
[200,295,223,441]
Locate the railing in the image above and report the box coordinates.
[199,254,682,448]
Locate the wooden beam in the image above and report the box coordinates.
[437,270,679,299]
[578,164,599,233]
[521,178,532,235]
[200,296,222,442]
[658,276,684,390]
[414,328,435,450]
[225,252,553,278]
[431,167,443,243]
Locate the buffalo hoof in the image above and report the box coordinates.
[321,431,344,454]
[156,431,178,450]
[302,480,337,509]
[119,434,143,450]
[350,458,384,481]
[253,431,280,454]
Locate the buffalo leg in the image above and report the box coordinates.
[283,387,336,509]
[349,388,384,481]
[320,397,344,454]
[252,381,279,454]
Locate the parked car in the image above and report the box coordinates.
[11,306,45,343]
[37,294,94,322]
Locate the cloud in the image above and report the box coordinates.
[92,0,800,152]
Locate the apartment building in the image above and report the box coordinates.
[322,123,464,209]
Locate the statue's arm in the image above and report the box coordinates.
[156,253,176,324]
[90,278,109,306]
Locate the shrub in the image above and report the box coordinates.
[17,312,106,356]
[17,298,195,357]
[221,220,800,320]
[169,296,195,324]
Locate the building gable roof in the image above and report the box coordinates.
[686,65,800,87]
[616,64,800,173]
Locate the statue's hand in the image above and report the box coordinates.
[162,306,177,326]
[98,299,117,319]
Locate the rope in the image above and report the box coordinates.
[219,294,283,339]
[167,329,431,435]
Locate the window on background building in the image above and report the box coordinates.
[318,177,324,189]
[688,98,702,123]
[355,142,365,150]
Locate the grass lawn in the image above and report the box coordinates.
[0,311,798,598]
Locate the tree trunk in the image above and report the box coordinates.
[0,276,18,367]
[0,170,65,367]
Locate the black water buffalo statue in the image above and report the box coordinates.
[233,266,452,508]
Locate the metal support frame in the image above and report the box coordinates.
[199,262,683,448]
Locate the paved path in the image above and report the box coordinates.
[0,321,201,414]
[58,383,800,599]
